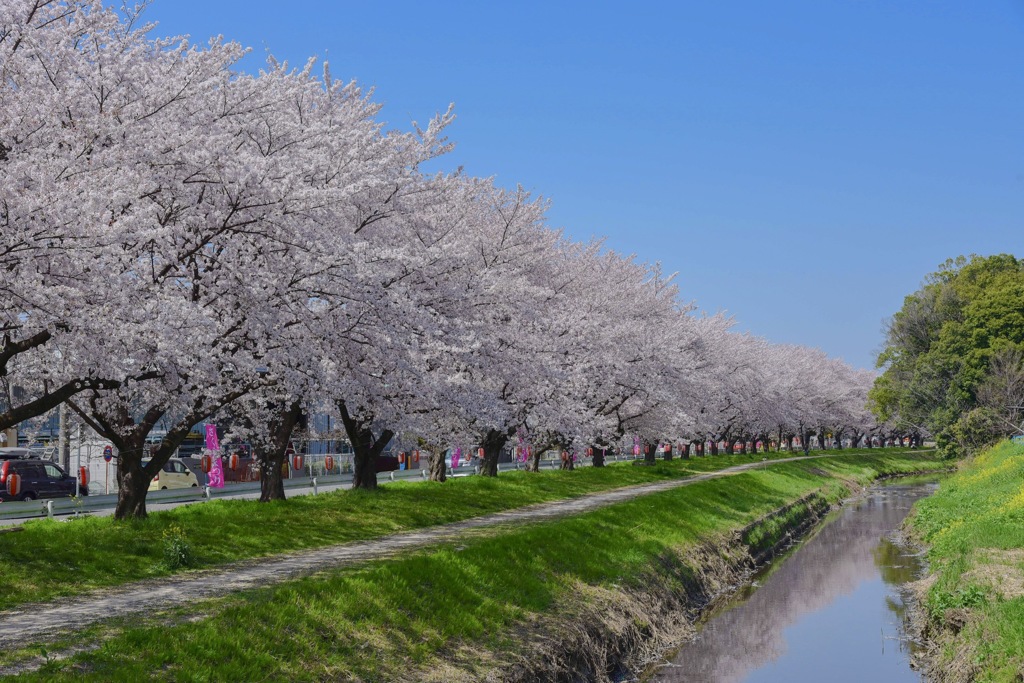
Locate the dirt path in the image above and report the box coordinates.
[0,455,820,651]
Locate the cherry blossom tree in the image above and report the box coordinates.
[4,0,454,516]
[2,1,886,520]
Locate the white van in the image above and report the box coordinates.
[145,458,200,490]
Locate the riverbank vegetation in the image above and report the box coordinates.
[0,450,944,682]
[871,254,1024,457]
[907,439,1024,682]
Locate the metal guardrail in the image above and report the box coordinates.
[0,453,643,523]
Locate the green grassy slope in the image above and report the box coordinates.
[908,440,1024,682]
[0,451,943,682]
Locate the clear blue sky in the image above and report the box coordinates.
[142,1,1024,370]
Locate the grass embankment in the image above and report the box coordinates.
[0,450,943,682]
[906,440,1024,682]
[0,448,829,608]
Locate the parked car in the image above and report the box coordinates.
[376,454,400,472]
[145,458,199,490]
[0,455,87,502]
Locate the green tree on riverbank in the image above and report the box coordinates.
[870,254,1024,456]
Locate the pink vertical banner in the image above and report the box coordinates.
[208,455,225,488]
[451,447,461,469]
[204,424,220,452]
[205,424,224,488]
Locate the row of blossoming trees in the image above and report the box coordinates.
[1,1,887,519]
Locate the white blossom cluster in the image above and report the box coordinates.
[0,1,883,513]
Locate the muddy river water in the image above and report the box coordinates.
[646,480,937,683]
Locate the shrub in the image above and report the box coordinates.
[162,524,193,570]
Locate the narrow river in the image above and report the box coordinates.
[646,480,938,683]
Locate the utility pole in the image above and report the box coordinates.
[59,403,71,469]
[0,379,16,448]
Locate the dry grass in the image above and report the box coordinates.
[964,548,1024,602]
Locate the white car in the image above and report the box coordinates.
[146,458,200,490]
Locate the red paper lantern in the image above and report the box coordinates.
[200,455,212,473]
[324,455,335,472]
[587,447,593,457]
[477,447,484,458]
[561,450,568,462]
[78,466,89,487]
[412,450,420,463]
[291,453,304,470]
[664,443,672,453]
[398,452,406,465]
[6,472,21,497]
[228,453,239,471]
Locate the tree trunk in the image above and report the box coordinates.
[260,463,286,501]
[643,441,656,464]
[352,445,379,489]
[68,388,246,520]
[526,447,544,472]
[101,412,185,520]
[114,438,152,520]
[427,446,448,482]
[337,400,393,491]
[662,442,674,460]
[479,429,509,477]
[591,445,606,467]
[108,426,182,520]
[710,440,719,456]
[255,402,302,502]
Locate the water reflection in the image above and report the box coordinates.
[648,483,934,683]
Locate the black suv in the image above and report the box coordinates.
[0,452,87,502]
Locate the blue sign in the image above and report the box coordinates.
[103,445,114,462]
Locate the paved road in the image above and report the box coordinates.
[0,478,357,527]
[0,457,614,526]
[0,455,822,652]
